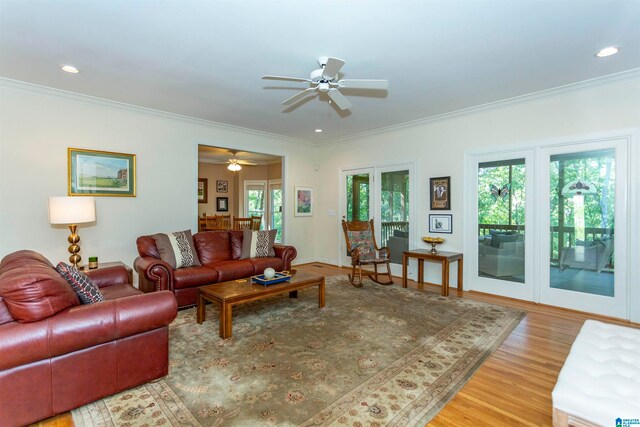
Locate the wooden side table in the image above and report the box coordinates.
[402,249,463,296]
[82,261,133,284]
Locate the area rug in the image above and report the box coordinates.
[73,275,525,426]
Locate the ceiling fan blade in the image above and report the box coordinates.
[237,160,258,166]
[328,89,352,110]
[282,87,317,105]
[338,79,389,90]
[322,57,345,79]
[262,75,311,83]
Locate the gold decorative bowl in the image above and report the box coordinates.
[422,236,446,254]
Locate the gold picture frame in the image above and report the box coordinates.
[68,148,136,196]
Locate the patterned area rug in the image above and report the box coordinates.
[73,275,525,426]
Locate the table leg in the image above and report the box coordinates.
[457,257,464,291]
[319,278,325,308]
[197,294,206,324]
[402,253,408,288]
[418,259,424,284]
[289,291,298,298]
[220,301,233,339]
[442,260,450,296]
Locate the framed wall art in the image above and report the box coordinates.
[294,186,313,216]
[430,176,450,210]
[198,178,208,203]
[429,214,452,233]
[217,197,229,212]
[68,148,136,196]
[216,180,228,193]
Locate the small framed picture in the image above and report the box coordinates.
[429,214,452,233]
[216,180,228,193]
[430,176,450,210]
[68,148,136,196]
[294,186,313,216]
[217,197,229,212]
[198,178,208,203]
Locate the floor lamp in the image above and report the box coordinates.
[48,196,96,268]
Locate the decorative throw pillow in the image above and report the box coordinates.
[152,230,201,269]
[240,229,277,259]
[55,262,105,304]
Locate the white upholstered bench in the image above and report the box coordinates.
[552,320,640,427]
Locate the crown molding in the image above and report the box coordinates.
[322,68,640,146]
[0,78,315,147]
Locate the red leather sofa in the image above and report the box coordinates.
[0,250,177,427]
[134,230,297,308]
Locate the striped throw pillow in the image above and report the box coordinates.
[240,229,277,259]
[152,230,201,269]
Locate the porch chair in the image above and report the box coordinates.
[341,219,394,287]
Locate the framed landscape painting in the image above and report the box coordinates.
[294,186,313,216]
[68,148,136,196]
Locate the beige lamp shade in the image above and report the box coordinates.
[48,196,96,224]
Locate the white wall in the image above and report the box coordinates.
[0,80,319,270]
[315,76,640,283]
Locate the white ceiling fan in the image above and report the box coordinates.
[226,150,257,171]
[262,57,388,111]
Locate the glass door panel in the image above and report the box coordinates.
[477,159,526,283]
[245,181,266,229]
[380,170,409,265]
[346,173,370,221]
[269,181,282,242]
[469,150,534,301]
[540,140,626,318]
[549,150,615,296]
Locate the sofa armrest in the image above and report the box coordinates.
[86,266,129,288]
[134,256,174,293]
[0,291,177,371]
[273,245,297,270]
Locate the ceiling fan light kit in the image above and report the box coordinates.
[262,56,388,111]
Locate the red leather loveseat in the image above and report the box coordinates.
[135,230,297,308]
[0,250,177,426]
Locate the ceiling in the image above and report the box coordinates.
[1,1,639,144]
[198,146,281,165]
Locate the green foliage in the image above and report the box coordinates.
[477,163,525,227]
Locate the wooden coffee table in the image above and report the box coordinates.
[197,271,325,339]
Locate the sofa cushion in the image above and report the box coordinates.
[0,250,79,323]
[393,230,409,238]
[56,263,105,304]
[230,230,243,260]
[211,260,255,282]
[247,257,284,274]
[491,232,519,248]
[152,230,201,268]
[173,266,219,289]
[240,229,277,259]
[100,283,142,300]
[194,231,233,264]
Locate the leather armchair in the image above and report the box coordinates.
[0,250,177,426]
[135,230,298,308]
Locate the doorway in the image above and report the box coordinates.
[466,136,630,319]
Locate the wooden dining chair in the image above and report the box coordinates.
[341,219,393,287]
[251,215,262,231]
[219,214,231,230]
[233,217,253,230]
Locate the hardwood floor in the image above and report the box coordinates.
[34,263,638,427]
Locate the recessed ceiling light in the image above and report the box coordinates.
[314,129,323,133]
[61,65,80,74]
[595,47,619,58]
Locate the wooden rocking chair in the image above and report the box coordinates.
[341,219,394,287]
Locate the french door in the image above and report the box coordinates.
[467,137,629,318]
[340,165,413,275]
[469,150,535,301]
[538,141,627,317]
